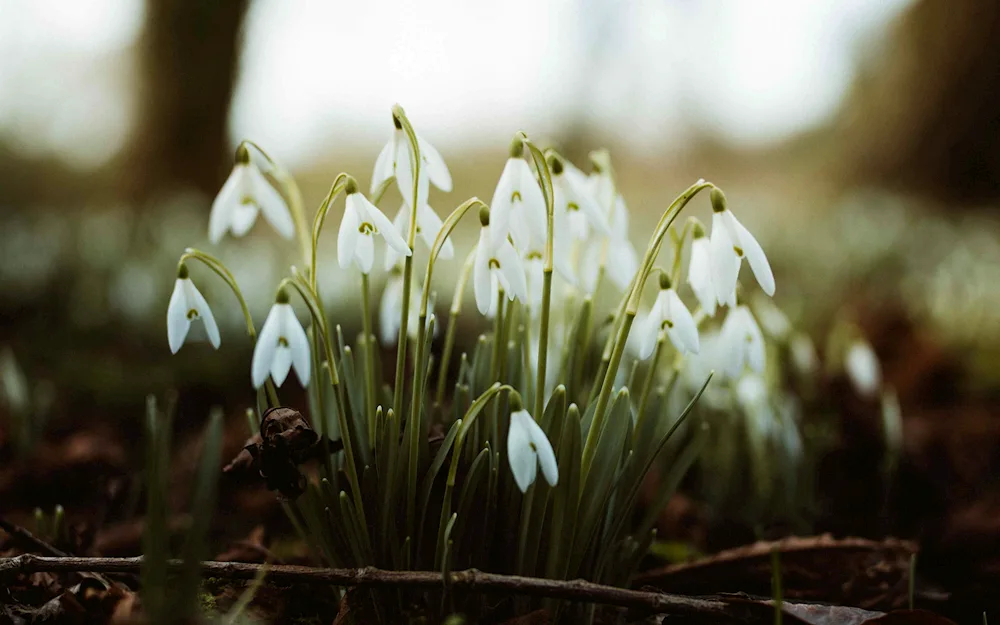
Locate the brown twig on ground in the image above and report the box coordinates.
[0,517,130,588]
[0,517,71,557]
[0,554,730,617]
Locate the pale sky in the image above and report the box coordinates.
[0,0,912,170]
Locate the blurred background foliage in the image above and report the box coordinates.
[1,0,999,563]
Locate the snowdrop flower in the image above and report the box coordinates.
[208,145,294,243]
[337,179,411,274]
[371,118,451,209]
[473,208,528,316]
[708,188,775,307]
[506,394,558,493]
[251,290,310,388]
[379,268,436,346]
[383,200,454,270]
[686,221,717,316]
[490,139,546,251]
[636,275,700,359]
[844,338,881,397]
[166,264,220,354]
[549,156,610,241]
[719,304,766,378]
[580,192,637,294]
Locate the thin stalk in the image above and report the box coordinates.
[434,248,477,410]
[391,106,423,425]
[361,272,377,443]
[405,195,485,560]
[636,333,667,422]
[517,133,555,420]
[279,278,366,533]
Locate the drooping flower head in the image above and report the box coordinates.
[209,144,294,243]
[636,274,700,359]
[166,263,220,354]
[708,188,775,307]
[719,304,766,378]
[686,219,717,316]
[473,207,528,316]
[371,112,452,209]
[549,154,610,242]
[251,289,311,388]
[506,392,558,493]
[337,178,412,274]
[384,199,454,270]
[490,136,547,251]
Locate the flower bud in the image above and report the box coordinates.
[176,263,190,279]
[547,154,564,176]
[509,135,525,159]
[235,144,251,165]
[509,391,524,412]
[275,287,290,304]
[658,272,672,290]
[345,177,358,195]
[479,206,491,227]
[710,187,727,213]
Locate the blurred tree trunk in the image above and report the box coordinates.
[123,0,249,200]
[841,0,1000,204]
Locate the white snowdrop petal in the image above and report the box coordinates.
[496,241,528,303]
[524,415,558,487]
[251,305,282,388]
[284,307,311,386]
[166,279,191,354]
[607,239,638,292]
[564,168,610,235]
[338,199,361,269]
[472,237,492,315]
[636,314,660,361]
[418,135,452,192]
[185,279,220,349]
[208,166,244,243]
[666,289,700,354]
[356,233,375,274]
[710,212,740,306]
[731,215,775,296]
[371,140,394,194]
[250,166,294,239]
[507,411,538,493]
[230,203,259,237]
[359,195,411,257]
[270,346,293,386]
[490,159,518,248]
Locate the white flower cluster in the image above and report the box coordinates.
[165,108,795,494]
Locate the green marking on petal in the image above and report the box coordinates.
[733,245,744,257]
[187,309,199,320]
[568,202,580,212]
[278,337,289,347]
[489,258,501,270]
[359,222,375,235]
[511,190,522,203]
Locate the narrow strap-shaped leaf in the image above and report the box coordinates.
[544,404,581,581]
[175,408,223,619]
[416,419,461,562]
[638,421,711,536]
